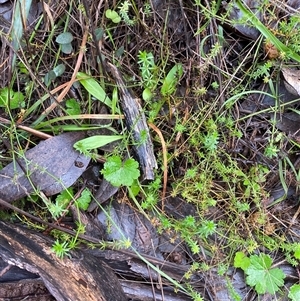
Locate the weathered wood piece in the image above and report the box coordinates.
[107,62,157,180]
[0,278,55,301]
[0,221,127,301]
[0,132,90,202]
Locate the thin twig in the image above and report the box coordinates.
[148,123,167,209]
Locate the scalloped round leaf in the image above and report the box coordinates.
[101,156,140,187]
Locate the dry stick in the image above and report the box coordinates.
[38,26,89,118]
[0,117,52,139]
[0,196,190,275]
[107,62,157,180]
[148,123,167,208]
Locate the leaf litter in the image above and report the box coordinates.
[0,132,90,202]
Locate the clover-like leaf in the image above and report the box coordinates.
[53,64,66,76]
[101,155,140,187]
[61,43,73,54]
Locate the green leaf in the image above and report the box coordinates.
[61,43,73,54]
[50,188,73,219]
[95,28,104,41]
[53,64,66,76]
[105,9,121,23]
[128,180,140,197]
[101,155,140,187]
[245,254,285,295]
[289,284,300,301]
[0,87,25,109]
[66,98,81,115]
[74,135,123,152]
[76,72,115,110]
[161,64,183,96]
[142,88,153,101]
[10,0,32,68]
[294,244,300,259]
[55,188,73,208]
[76,188,92,210]
[44,70,57,87]
[56,32,74,44]
[234,252,250,270]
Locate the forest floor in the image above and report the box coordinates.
[1,1,300,300]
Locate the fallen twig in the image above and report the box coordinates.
[107,62,157,180]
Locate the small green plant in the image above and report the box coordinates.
[46,188,73,219]
[278,15,300,54]
[118,0,136,26]
[105,1,136,25]
[55,32,74,54]
[44,64,66,87]
[0,87,25,109]
[138,50,158,101]
[65,98,81,115]
[161,64,183,96]
[101,155,140,187]
[76,188,92,211]
[234,252,285,295]
[52,240,72,258]
[76,72,118,112]
[137,51,183,101]
[264,143,279,158]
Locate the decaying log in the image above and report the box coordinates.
[107,62,157,180]
[0,277,55,301]
[0,221,127,301]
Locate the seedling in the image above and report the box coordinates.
[44,64,66,87]
[289,284,300,301]
[55,32,74,54]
